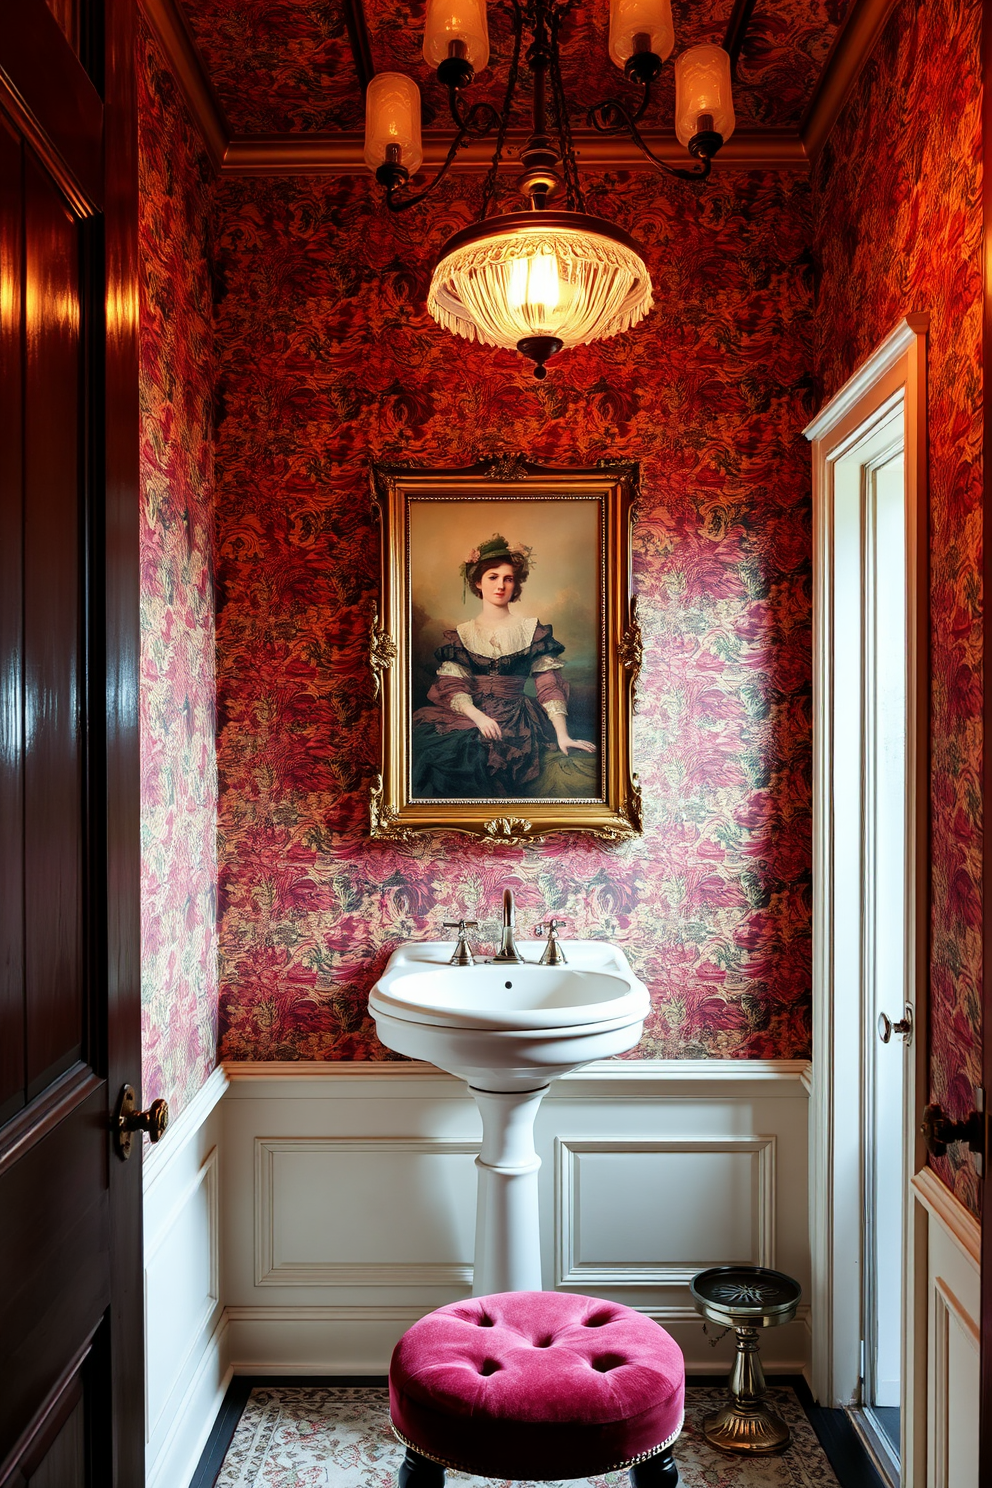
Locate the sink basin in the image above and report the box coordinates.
[369,940,649,1089]
[369,939,649,1297]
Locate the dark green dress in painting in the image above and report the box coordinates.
[411,619,598,800]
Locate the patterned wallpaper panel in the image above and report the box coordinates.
[814,0,983,1214]
[211,168,815,1064]
[138,19,219,1118]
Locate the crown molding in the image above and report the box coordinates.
[139,0,228,172]
[801,0,902,162]
[223,127,808,177]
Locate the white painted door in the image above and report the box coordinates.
[829,409,912,1485]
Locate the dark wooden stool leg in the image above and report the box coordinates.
[629,1448,679,1487]
[398,1446,446,1488]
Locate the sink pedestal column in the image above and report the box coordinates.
[470,1085,549,1295]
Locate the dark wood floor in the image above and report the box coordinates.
[190,1374,887,1488]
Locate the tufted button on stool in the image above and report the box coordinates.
[389,1291,685,1485]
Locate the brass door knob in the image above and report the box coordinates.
[921,1101,985,1162]
[877,1006,913,1044]
[113,1084,170,1161]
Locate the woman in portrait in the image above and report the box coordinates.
[411,534,597,799]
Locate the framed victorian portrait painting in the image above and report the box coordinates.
[369,458,641,844]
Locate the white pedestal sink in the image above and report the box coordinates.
[369,941,648,1295]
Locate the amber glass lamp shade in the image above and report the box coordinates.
[363,72,424,176]
[423,0,490,71]
[607,0,674,68]
[674,44,735,146]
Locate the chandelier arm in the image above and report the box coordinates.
[384,127,477,211]
[629,74,653,125]
[447,93,504,136]
[480,0,524,219]
[585,97,713,180]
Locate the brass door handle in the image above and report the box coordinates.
[921,1101,985,1164]
[877,1006,913,1044]
[113,1083,170,1161]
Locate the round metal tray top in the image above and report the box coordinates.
[690,1266,802,1328]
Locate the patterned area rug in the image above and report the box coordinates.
[215,1386,840,1487]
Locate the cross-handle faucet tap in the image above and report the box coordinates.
[443,919,479,966]
[535,917,568,966]
[491,888,524,964]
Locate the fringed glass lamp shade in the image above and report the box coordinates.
[427,213,653,378]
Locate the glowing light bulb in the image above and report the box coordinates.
[507,251,561,314]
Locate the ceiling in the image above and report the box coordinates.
[177,0,858,146]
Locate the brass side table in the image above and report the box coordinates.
[689,1265,802,1455]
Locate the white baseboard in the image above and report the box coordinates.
[222,1303,812,1377]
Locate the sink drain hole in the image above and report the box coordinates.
[505,981,512,989]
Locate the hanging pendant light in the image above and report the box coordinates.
[364,0,734,378]
[427,212,652,378]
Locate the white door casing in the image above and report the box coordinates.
[806,314,930,1486]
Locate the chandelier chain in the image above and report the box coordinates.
[480,0,524,220]
[548,6,584,213]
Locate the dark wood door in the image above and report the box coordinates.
[0,2,141,1484]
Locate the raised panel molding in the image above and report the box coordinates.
[254,1137,480,1287]
[554,1137,776,1288]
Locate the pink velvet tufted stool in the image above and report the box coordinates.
[389,1291,685,1486]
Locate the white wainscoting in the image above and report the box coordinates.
[221,1059,811,1378]
[911,1168,980,1488]
[143,1065,230,1488]
[142,1057,812,1484]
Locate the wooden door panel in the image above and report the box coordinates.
[0,2,141,1482]
[0,118,25,1126]
[22,147,84,1100]
[0,1084,109,1459]
[28,1397,86,1488]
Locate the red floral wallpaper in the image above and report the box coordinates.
[183,0,364,134]
[138,18,219,1116]
[178,0,855,136]
[212,167,815,1063]
[814,0,983,1213]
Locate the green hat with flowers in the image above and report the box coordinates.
[460,533,534,601]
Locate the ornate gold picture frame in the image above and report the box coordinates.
[369,457,641,844]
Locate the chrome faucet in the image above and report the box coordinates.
[535,917,568,966]
[491,888,524,964]
[443,919,478,966]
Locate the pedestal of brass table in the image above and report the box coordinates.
[690,1265,802,1455]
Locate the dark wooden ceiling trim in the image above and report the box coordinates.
[341,0,374,94]
[801,0,901,162]
[223,127,808,176]
[723,0,759,73]
[138,0,228,172]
